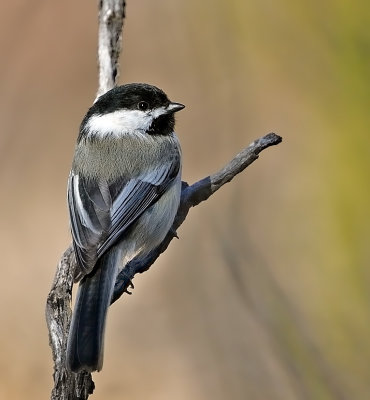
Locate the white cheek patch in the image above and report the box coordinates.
[86,109,153,137]
[151,106,167,119]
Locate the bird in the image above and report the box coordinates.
[66,83,184,373]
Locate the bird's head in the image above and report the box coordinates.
[79,83,185,140]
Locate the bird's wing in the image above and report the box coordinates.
[68,157,180,279]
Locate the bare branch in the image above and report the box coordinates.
[96,0,126,98]
[46,248,95,400]
[185,132,282,206]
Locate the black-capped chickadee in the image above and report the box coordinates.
[66,83,184,372]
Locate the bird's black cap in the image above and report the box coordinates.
[89,83,172,115]
[79,83,184,139]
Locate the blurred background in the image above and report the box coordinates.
[0,1,369,399]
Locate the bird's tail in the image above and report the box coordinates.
[66,247,121,372]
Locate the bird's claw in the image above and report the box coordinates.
[170,227,179,239]
[124,280,135,295]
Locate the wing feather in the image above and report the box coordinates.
[68,156,180,280]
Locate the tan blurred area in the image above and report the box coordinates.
[1,1,370,399]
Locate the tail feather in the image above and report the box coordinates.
[67,248,120,372]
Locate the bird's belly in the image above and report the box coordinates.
[116,177,181,270]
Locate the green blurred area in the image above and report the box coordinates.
[184,2,370,396]
[0,1,369,399]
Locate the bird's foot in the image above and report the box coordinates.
[124,280,135,295]
[170,227,179,239]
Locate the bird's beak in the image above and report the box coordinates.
[166,102,185,113]
[152,103,185,119]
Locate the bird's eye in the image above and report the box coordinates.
[138,101,149,111]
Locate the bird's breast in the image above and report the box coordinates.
[73,133,180,182]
